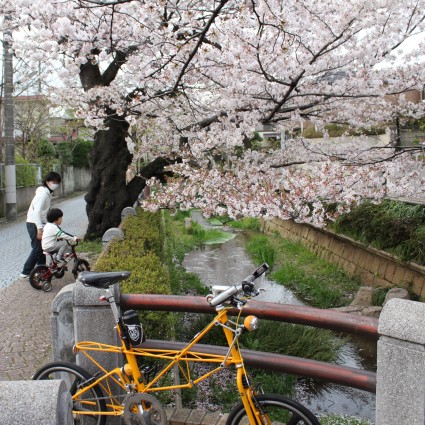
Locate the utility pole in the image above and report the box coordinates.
[3,18,17,220]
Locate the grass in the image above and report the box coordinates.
[165,211,235,263]
[246,235,277,269]
[332,199,425,266]
[319,414,373,425]
[78,238,103,254]
[228,217,262,230]
[246,234,359,308]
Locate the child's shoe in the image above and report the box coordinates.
[55,254,65,264]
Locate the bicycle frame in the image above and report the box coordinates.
[73,287,261,422]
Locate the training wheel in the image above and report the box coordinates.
[43,281,52,292]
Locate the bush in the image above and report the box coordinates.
[94,209,172,339]
[55,142,73,165]
[72,140,94,168]
[15,156,39,187]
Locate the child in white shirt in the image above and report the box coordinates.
[42,208,79,262]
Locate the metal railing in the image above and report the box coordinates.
[120,294,378,393]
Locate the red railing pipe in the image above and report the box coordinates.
[120,294,379,339]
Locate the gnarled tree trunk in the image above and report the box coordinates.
[85,117,132,238]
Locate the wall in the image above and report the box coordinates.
[0,166,91,219]
[263,218,425,298]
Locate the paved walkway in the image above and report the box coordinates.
[0,194,89,381]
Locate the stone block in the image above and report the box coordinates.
[331,305,363,315]
[361,306,382,318]
[186,409,207,425]
[169,408,191,425]
[379,299,425,345]
[384,262,396,282]
[215,413,229,425]
[376,337,425,425]
[51,284,75,363]
[202,411,224,425]
[392,266,405,285]
[121,206,136,220]
[73,281,121,374]
[0,380,72,425]
[102,227,125,249]
[377,261,388,280]
[383,288,409,306]
[350,286,373,307]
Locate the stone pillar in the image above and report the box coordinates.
[73,281,121,375]
[0,380,73,425]
[376,298,425,425]
[121,206,136,221]
[101,227,125,250]
[73,281,122,424]
[51,284,75,363]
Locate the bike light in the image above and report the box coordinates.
[121,363,132,376]
[244,315,259,332]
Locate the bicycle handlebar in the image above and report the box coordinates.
[208,263,269,307]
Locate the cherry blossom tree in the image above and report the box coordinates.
[2,0,425,235]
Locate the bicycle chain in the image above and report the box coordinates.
[122,393,167,425]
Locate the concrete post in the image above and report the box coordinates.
[51,284,75,363]
[376,298,425,425]
[73,281,122,424]
[0,380,73,425]
[73,281,121,374]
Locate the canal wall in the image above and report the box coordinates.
[263,218,425,298]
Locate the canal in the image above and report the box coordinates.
[183,214,376,422]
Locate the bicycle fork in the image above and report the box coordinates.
[220,318,268,425]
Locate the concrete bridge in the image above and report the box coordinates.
[2,280,422,424]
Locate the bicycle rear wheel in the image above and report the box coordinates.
[226,393,320,425]
[29,265,51,291]
[33,361,107,425]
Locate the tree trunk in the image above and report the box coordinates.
[83,109,180,238]
[84,117,132,238]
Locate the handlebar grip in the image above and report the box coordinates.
[209,263,269,307]
[209,285,239,307]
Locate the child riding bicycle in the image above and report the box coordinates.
[42,208,80,263]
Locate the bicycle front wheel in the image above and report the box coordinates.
[33,361,107,425]
[226,394,320,425]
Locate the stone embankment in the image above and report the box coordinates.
[334,286,410,318]
[264,218,425,298]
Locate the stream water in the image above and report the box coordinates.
[183,214,376,422]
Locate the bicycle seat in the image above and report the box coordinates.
[78,271,131,288]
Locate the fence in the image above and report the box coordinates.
[0,165,91,218]
[0,163,41,190]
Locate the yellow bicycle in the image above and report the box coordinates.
[33,264,321,425]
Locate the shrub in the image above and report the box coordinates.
[55,142,73,165]
[94,209,172,339]
[72,140,94,168]
[15,157,39,187]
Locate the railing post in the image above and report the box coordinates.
[376,298,425,425]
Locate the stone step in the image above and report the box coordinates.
[166,408,228,425]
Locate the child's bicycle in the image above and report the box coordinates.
[33,263,320,425]
[29,241,90,292]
